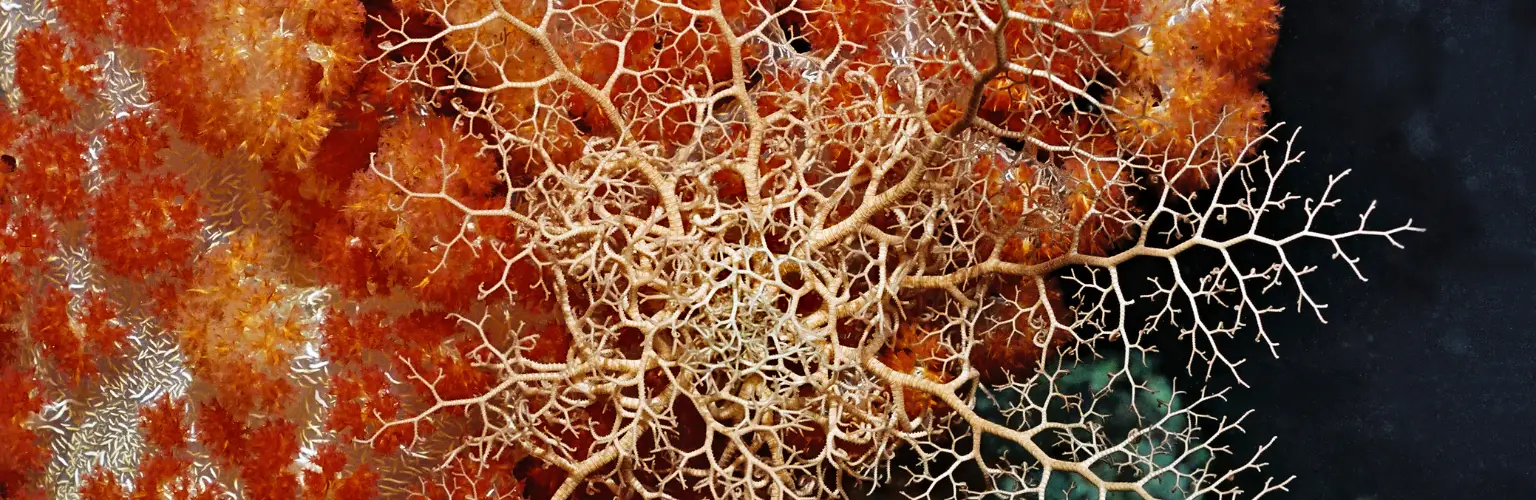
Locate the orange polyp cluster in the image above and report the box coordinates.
[326,365,404,444]
[77,471,127,500]
[304,0,369,100]
[1154,0,1282,81]
[319,307,499,455]
[89,176,202,279]
[0,366,47,499]
[308,214,389,300]
[14,25,99,125]
[112,0,206,50]
[616,0,775,146]
[79,294,130,358]
[124,396,200,499]
[1060,150,1132,255]
[974,155,1037,261]
[0,273,20,357]
[969,277,1073,383]
[301,443,379,500]
[11,127,89,220]
[192,400,293,498]
[969,119,1131,272]
[241,419,303,499]
[141,43,212,140]
[29,285,96,386]
[339,113,522,309]
[1111,0,1281,192]
[420,0,785,158]
[4,212,54,270]
[797,0,896,57]
[140,395,188,453]
[967,0,1137,128]
[136,0,366,173]
[878,323,960,419]
[0,108,21,152]
[173,234,311,412]
[52,0,112,42]
[99,113,169,176]
[193,400,245,463]
[320,309,386,366]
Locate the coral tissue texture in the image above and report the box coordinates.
[0,0,1416,499]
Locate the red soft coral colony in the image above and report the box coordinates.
[0,0,1415,498]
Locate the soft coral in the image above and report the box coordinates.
[14,25,98,125]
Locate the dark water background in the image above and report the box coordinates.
[1221,0,1536,497]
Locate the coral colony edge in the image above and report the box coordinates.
[0,1,1416,499]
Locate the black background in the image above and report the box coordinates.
[1221,0,1536,498]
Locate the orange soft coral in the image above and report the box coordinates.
[13,25,98,125]
[11,127,89,220]
[0,366,47,497]
[140,395,189,452]
[78,294,130,359]
[140,0,367,170]
[344,115,509,308]
[174,233,309,397]
[113,0,205,49]
[99,112,170,176]
[1110,0,1282,192]
[52,0,112,42]
[88,176,202,278]
[30,285,95,385]
[970,277,1073,384]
